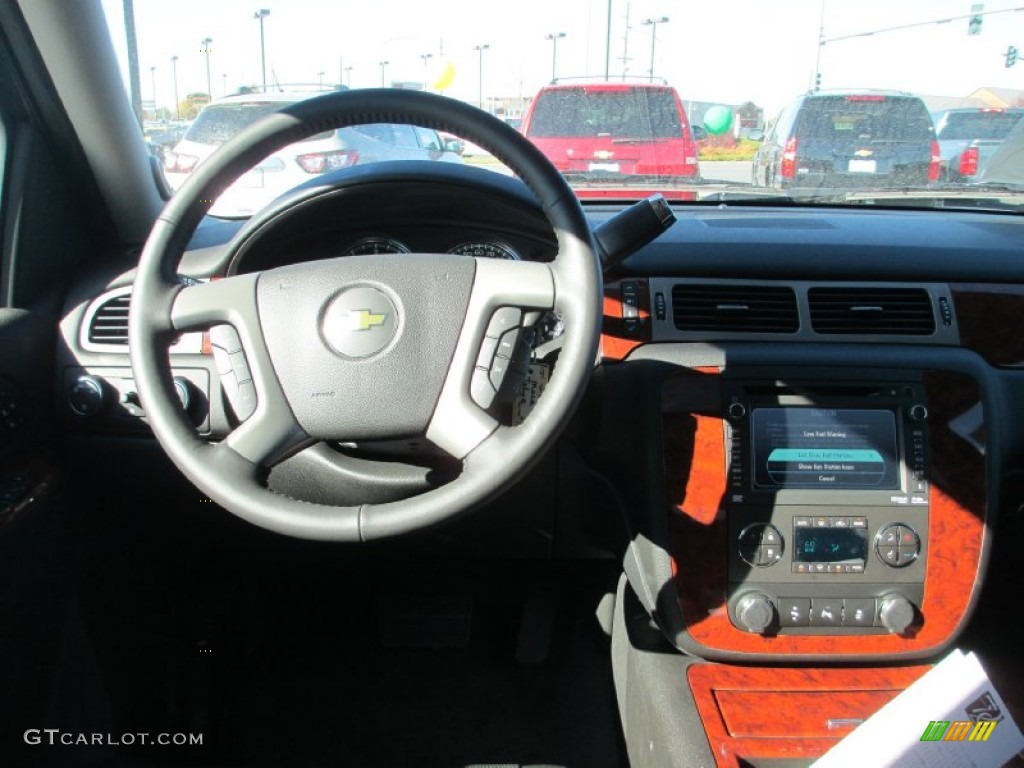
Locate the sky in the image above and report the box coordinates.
[102,0,1024,116]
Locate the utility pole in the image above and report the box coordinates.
[149,65,156,118]
[380,60,389,87]
[619,0,632,80]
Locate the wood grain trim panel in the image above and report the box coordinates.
[688,664,931,768]
[601,279,650,361]
[951,284,1024,368]
[667,371,986,657]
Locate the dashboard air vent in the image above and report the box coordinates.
[671,284,799,333]
[808,287,935,335]
[87,293,131,345]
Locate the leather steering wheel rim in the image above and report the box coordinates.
[129,88,602,542]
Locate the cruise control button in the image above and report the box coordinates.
[229,350,252,384]
[485,308,522,338]
[234,380,257,421]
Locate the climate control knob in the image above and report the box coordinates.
[878,594,916,634]
[735,593,775,634]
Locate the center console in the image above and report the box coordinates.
[722,381,929,636]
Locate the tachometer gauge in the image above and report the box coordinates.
[447,241,520,260]
[342,236,411,255]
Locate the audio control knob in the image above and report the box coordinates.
[909,404,928,422]
[735,593,775,634]
[728,402,747,420]
[878,594,916,634]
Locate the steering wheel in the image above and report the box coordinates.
[129,89,602,541]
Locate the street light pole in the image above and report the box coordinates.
[545,32,566,83]
[420,52,433,88]
[222,73,227,96]
[473,44,490,111]
[641,16,669,82]
[380,60,389,86]
[201,37,212,99]
[344,65,353,87]
[171,55,179,119]
[149,66,156,117]
[254,9,270,92]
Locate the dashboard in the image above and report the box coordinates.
[44,164,1024,765]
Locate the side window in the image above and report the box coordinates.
[389,124,419,149]
[413,126,440,151]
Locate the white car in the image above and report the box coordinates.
[163,91,464,217]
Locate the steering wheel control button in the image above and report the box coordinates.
[209,324,243,354]
[738,523,784,568]
[489,355,511,390]
[475,337,499,368]
[496,328,520,358]
[322,286,399,359]
[876,524,919,568]
[470,369,497,409]
[485,307,522,338]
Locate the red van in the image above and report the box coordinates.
[521,82,700,181]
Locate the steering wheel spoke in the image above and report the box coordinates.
[425,258,553,459]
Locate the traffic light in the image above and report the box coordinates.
[814,73,822,91]
[1006,45,1018,68]
[968,3,983,36]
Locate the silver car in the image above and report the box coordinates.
[163,90,464,216]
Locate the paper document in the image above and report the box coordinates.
[813,649,1024,768]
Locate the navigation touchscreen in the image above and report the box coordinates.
[751,408,900,490]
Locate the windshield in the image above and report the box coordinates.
[101,0,1024,215]
[935,110,1024,140]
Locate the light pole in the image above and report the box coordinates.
[222,73,227,96]
[201,37,212,99]
[171,55,179,119]
[379,60,389,86]
[420,52,433,88]
[344,65,353,87]
[318,71,324,89]
[545,32,566,83]
[473,43,489,111]
[254,9,270,92]
[149,65,156,118]
[641,16,669,82]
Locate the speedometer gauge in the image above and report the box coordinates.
[447,241,520,260]
[342,237,411,255]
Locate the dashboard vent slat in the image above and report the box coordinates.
[671,284,799,333]
[87,294,131,345]
[809,287,935,335]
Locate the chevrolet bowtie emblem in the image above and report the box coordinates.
[345,309,388,331]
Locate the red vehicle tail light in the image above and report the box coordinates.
[781,138,797,178]
[295,150,360,174]
[958,146,979,177]
[164,151,198,173]
[929,140,942,181]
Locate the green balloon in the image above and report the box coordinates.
[703,105,733,136]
